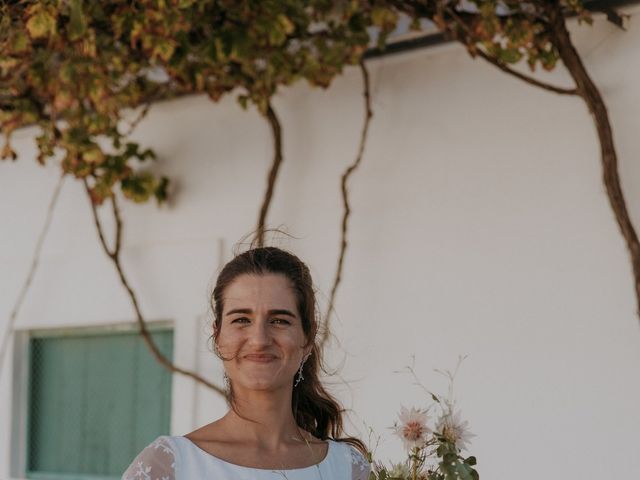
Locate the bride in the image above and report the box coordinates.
[122,246,370,479]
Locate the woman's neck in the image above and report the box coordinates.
[221,388,312,451]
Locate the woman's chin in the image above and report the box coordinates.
[238,377,289,392]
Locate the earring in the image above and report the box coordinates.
[294,353,311,388]
[223,371,230,392]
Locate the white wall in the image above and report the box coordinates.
[2,7,640,479]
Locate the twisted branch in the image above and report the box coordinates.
[121,101,153,137]
[442,6,578,96]
[547,4,640,322]
[83,180,225,394]
[474,49,578,95]
[120,84,171,137]
[320,60,373,348]
[256,103,283,247]
[0,173,65,376]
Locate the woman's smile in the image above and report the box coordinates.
[244,354,277,363]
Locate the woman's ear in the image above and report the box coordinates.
[213,331,221,357]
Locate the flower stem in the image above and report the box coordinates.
[411,446,418,480]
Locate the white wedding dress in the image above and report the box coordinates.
[121,435,371,480]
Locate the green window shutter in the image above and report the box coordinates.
[27,328,173,479]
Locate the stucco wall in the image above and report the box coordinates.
[2,7,640,479]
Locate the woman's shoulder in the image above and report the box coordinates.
[121,436,177,480]
[330,440,371,480]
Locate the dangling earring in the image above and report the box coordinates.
[294,352,311,388]
[223,371,230,392]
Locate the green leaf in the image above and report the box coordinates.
[121,171,156,203]
[154,176,170,204]
[59,63,75,83]
[10,31,30,53]
[68,0,87,41]
[237,94,249,110]
[454,460,477,480]
[498,47,522,64]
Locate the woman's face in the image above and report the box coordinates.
[216,273,310,393]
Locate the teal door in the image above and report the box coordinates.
[26,327,173,479]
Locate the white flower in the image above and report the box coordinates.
[388,461,411,477]
[436,410,476,451]
[391,406,431,451]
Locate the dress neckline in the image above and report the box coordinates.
[176,435,333,471]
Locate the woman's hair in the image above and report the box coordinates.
[210,246,367,455]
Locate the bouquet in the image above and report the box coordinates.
[368,358,479,480]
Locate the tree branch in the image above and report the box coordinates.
[119,83,171,137]
[441,5,577,96]
[547,4,640,321]
[256,103,283,247]
[320,60,373,348]
[84,180,225,395]
[121,101,153,137]
[474,49,578,95]
[0,173,65,376]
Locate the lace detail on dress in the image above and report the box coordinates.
[122,436,176,480]
[347,445,371,480]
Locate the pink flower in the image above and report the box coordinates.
[436,410,476,452]
[391,406,431,451]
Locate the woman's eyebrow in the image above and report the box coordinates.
[225,308,297,317]
[269,309,297,318]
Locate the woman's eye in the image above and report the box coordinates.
[232,317,250,324]
[272,318,291,325]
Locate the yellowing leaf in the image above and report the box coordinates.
[83,146,105,164]
[1,141,17,161]
[89,83,107,104]
[152,38,176,62]
[371,7,398,32]
[79,29,97,57]
[0,56,19,75]
[53,91,76,111]
[277,15,295,35]
[25,5,57,40]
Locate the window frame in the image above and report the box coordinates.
[11,321,173,480]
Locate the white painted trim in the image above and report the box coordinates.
[19,319,173,338]
[10,331,29,479]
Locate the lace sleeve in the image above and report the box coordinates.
[122,436,176,480]
[349,445,371,480]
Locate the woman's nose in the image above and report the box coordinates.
[247,320,272,345]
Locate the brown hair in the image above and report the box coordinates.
[210,246,367,455]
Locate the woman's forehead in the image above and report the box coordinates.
[223,273,297,311]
